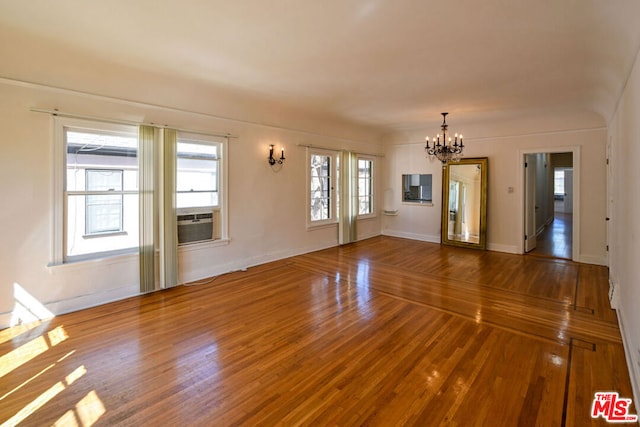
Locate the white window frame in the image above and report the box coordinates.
[84,168,125,235]
[554,168,566,197]
[357,156,376,219]
[52,117,139,265]
[307,148,339,228]
[176,132,228,243]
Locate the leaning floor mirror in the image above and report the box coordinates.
[441,157,488,249]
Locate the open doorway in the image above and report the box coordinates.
[524,152,574,259]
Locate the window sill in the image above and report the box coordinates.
[357,214,377,221]
[178,238,230,253]
[306,221,338,231]
[48,250,138,271]
[82,231,128,239]
[402,201,434,207]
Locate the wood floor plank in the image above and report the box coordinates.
[291,251,622,345]
[0,236,635,426]
[566,339,638,426]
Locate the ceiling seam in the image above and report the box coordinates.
[606,39,640,127]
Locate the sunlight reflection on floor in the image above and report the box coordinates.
[1,283,107,426]
[0,325,68,378]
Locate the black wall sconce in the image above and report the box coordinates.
[268,144,285,166]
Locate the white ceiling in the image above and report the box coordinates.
[1,0,640,134]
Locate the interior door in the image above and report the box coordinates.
[524,154,537,252]
[564,169,574,214]
[606,140,612,266]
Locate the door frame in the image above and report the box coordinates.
[517,146,580,261]
[606,136,612,267]
[524,154,537,252]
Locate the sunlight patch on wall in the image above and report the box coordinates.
[11,283,54,327]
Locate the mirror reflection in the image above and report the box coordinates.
[442,158,487,249]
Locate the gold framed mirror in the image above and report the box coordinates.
[441,157,488,249]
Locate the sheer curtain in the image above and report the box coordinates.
[139,126,179,293]
[338,151,358,245]
[139,125,156,293]
[160,129,178,288]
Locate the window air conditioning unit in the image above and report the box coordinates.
[177,212,214,244]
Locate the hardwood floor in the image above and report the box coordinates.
[0,236,635,426]
[530,212,573,260]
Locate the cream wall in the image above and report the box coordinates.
[383,125,607,263]
[381,143,444,242]
[608,46,640,404]
[0,80,383,328]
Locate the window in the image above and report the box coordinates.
[54,120,229,264]
[554,169,565,197]
[402,174,432,204]
[307,150,375,227]
[309,150,338,225]
[176,134,227,244]
[85,169,124,234]
[61,119,139,261]
[358,158,374,216]
[177,140,219,209]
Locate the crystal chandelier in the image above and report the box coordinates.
[425,112,464,164]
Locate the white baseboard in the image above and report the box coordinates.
[616,305,640,416]
[578,253,608,266]
[0,312,12,330]
[178,240,340,285]
[357,230,382,241]
[382,230,520,254]
[487,243,519,254]
[381,229,440,243]
[0,284,139,330]
[608,278,620,310]
[45,284,139,317]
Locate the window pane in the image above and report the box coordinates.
[67,194,138,258]
[177,141,219,208]
[66,130,137,191]
[359,196,371,215]
[358,159,373,215]
[86,194,122,234]
[310,154,332,222]
[64,127,138,259]
[554,170,564,195]
[177,142,217,159]
[311,198,330,221]
[86,169,123,191]
[176,168,217,192]
[177,191,218,209]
